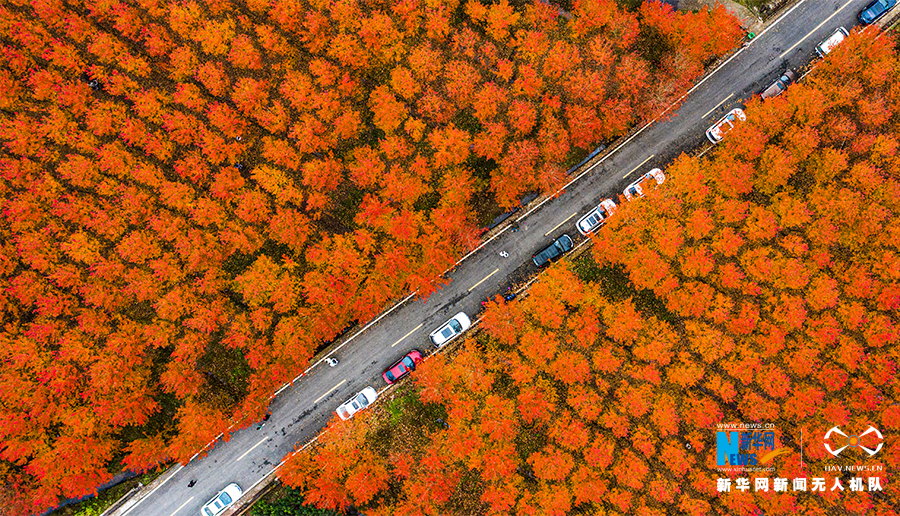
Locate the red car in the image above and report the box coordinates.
[382,350,423,384]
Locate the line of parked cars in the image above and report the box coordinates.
[335,310,472,420]
[812,0,895,55]
[533,167,667,282]
[337,0,898,455]
[334,3,891,419]
[709,20,843,142]
[332,0,898,451]
[708,1,895,145]
[204,9,900,514]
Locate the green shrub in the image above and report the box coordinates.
[251,487,341,516]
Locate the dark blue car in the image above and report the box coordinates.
[859,0,896,25]
[532,234,574,267]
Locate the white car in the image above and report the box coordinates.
[623,168,666,201]
[201,483,242,516]
[336,386,378,420]
[429,312,471,347]
[577,198,618,235]
[816,27,848,58]
[705,108,746,144]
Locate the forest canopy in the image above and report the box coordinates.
[276,28,900,516]
[0,0,744,512]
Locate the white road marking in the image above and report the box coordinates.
[701,93,734,119]
[236,436,268,462]
[468,268,499,292]
[165,497,193,516]
[779,0,856,59]
[314,379,346,405]
[544,212,578,236]
[120,464,183,515]
[391,323,424,347]
[623,154,655,179]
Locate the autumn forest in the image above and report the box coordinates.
[279,28,900,515]
[0,0,896,514]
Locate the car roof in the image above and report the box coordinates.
[533,242,560,264]
[819,27,847,53]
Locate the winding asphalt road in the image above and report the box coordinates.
[115,1,882,515]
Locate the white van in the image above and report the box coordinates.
[815,27,849,58]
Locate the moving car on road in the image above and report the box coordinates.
[623,168,666,201]
[532,234,574,267]
[859,0,896,25]
[383,350,423,384]
[429,312,471,348]
[336,387,378,420]
[760,69,797,100]
[815,27,849,57]
[705,108,746,144]
[201,483,242,516]
[577,198,618,235]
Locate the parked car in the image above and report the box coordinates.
[815,27,849,58]
[532,234,574,267]
[577,199,618,235]
[201,483,242,516]
[383,350,423,384]
[859,0,896,25]
[760,69,797,100]
[336,387,378,420]
[623,168,666,201]
[429,312,471,347]
[705,108,746,144]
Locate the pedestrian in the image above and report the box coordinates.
[188,479,196,488]
[499,251,509,258]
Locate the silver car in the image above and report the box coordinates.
[336,386,378,420]
[577,199,618,235]
[705,108,746,144]
[201,483,242,516]
[429,312,471,347]
[815,27,848,58]
[623,168,666,201]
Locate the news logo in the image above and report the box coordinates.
[716,425,789,470]
[824,425,883,457]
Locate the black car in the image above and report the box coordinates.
[859,0,896,25]
[532,234,574,267]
